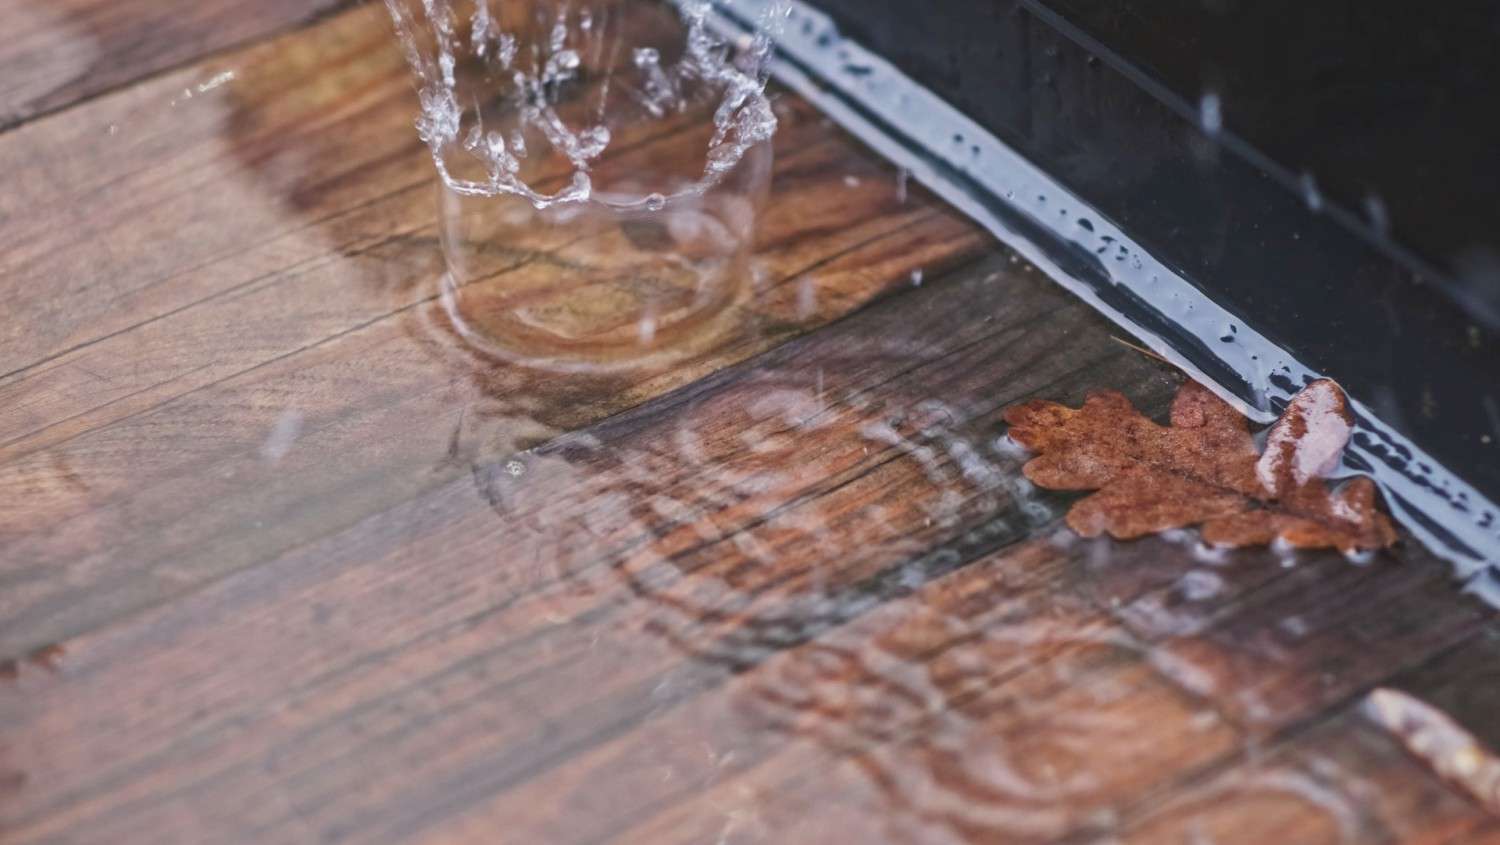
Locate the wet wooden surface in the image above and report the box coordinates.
[0,0,356,130]
[1,3,1496,843]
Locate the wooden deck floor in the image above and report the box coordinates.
[1,2,1496,842]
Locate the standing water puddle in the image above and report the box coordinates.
[369,0,1500,839]
[1,3,1493,841]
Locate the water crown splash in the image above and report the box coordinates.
[384,0,787,210]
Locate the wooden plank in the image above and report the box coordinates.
[1112,705,1497,844]
[0,0,675,397]
[2,242,1486,841]
[0,3,990,655]
[0,257,1169,842]
[0,3,423,381]
[0,0,353,130]
[1073,524,1494,737]
[1389,627,1500,750]
[0,243,1482,840]
[0,3,501,385]
[2,4,1493,841]
[481,552,1232,845]
[613,558,1499,843]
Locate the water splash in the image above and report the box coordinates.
[1198,91,1223,136]
[384,0,786,210]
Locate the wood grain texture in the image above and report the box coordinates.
[2,249,1496,842]
[0,0,354,130]
[1111,706,1499,844]
[1,3,1496,843]
[0,258,1208,843]
[1388,628,1500,750]
[0,3,987,656]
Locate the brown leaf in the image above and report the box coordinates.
[1003,379,1398,552]
[1256,378,1354,495]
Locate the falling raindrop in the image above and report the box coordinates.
[1199,92,1223,136]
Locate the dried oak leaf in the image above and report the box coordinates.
[1002,378,1398,552]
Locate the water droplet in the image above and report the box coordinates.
[1177,570,1225,600]
[260,410,304,464]
[1364,193,1391,235]
[1199,92,1222,135]
[1300,172,1324,211]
